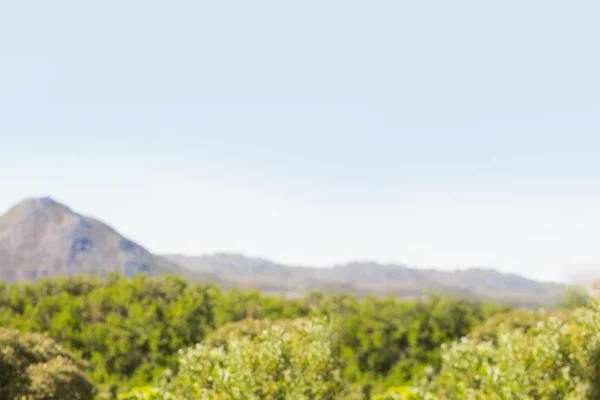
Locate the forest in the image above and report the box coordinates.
[0,273,594,399]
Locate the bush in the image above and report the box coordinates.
[417,297,600,399]
[469,308,571,343]
[120,317,345,400]
[201,317,295,349]
[0,327,96,400]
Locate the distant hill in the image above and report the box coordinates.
[163,253,568,306]
[423,267,567,306]
[0,197,569,306]
[0,197,216,283]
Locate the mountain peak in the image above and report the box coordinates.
[0,197,72,226]
[15,196,65,208]
[0,197,185,282]
[5,195,71,213]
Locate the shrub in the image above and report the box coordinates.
[201,317,295,349]
[469,308,571,343]
[120,317,345,400]
[0,327,96,400]
[417,297,600,399]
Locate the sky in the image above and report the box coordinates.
[1,1,599,283]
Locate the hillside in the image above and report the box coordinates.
[424,267,567,305]
[163,253,568,306]
[0,197,215,283]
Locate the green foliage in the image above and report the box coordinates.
[0,274,222,388]
[561,286,590,309]
[0,274,506,396]
[121,318,345,399]
[0,327,96,400]
[373,386,419,400]
[213,289,310,326]
[416,298,600,399]
[201,318,295,349]
[469,308,571,343]
[117,386,162,400]
[307,293,505,393]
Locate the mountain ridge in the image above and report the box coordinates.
[0,197,569,306]
[162,253,567,306]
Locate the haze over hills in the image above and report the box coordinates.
[163,253,468,297]
[0,197,569,306]
[163,253,568,306]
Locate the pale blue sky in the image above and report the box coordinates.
[1,1,599,282]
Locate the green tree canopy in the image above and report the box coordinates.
[416,298,600,399]
[120,317,345,400]
[0,327,96,400]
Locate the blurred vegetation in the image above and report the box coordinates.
[560,286,591,309]
[0,327,96,400]
[469,308,572,343]
[415,297,600,399]
[1,273,595,399]
[119,317,344,399]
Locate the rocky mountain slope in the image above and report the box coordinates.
[0,197,215,282]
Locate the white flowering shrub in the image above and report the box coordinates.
[119,317,345,400]
[412,297,600,399]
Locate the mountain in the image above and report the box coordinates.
[0,197,215,282]
[0,197,569,306]
[163,253,569,306]
[423,267,567,306]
